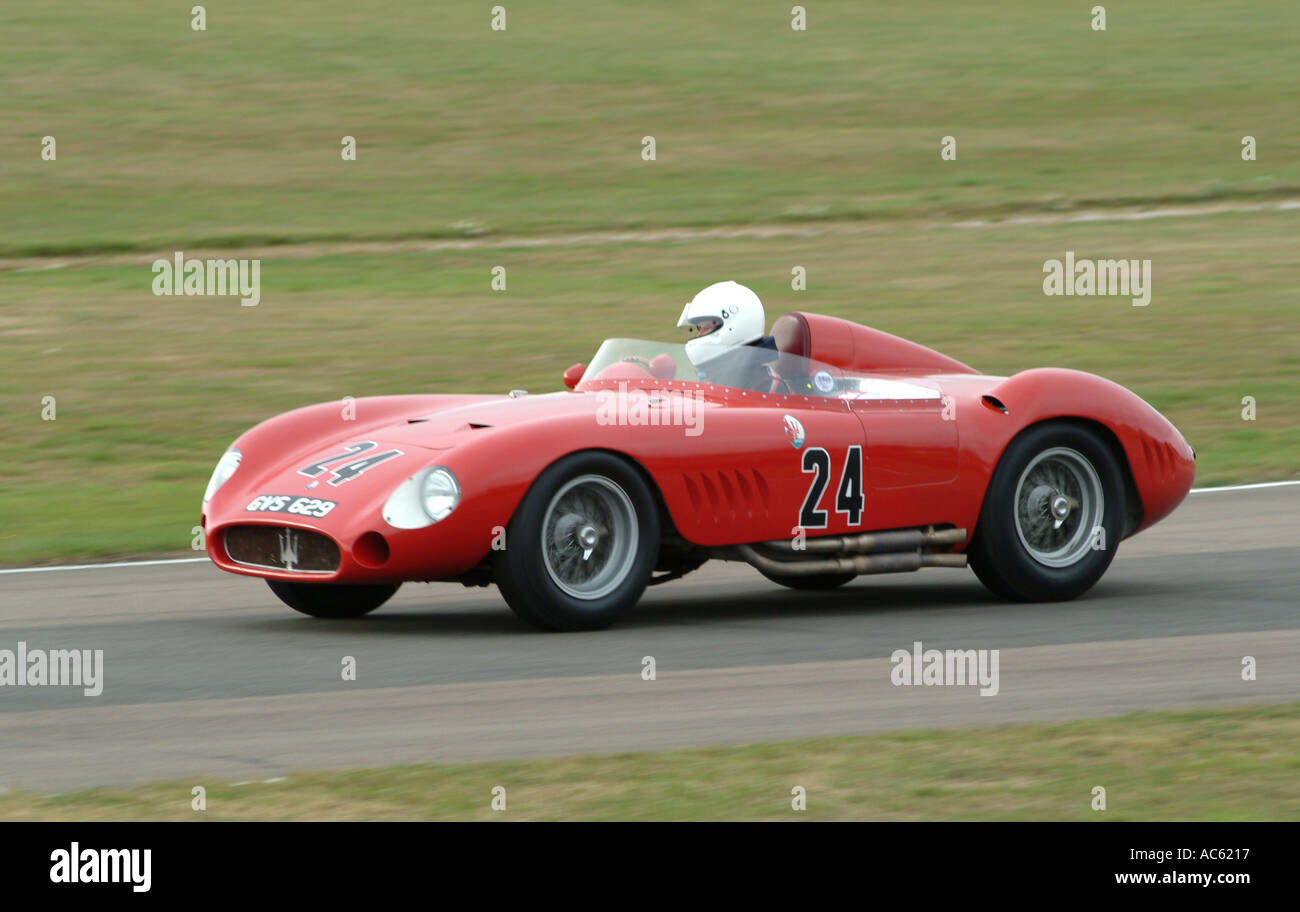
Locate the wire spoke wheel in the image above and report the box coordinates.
[542,474,639,600]
[969,423,1125,602]
[1013,446,1103,568]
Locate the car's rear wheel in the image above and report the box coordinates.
[267,580,399,618]
[968,422,1124,602]
[494,452,659,631]
[757,568,856,590]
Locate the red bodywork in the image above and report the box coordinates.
[203,313,1194,584]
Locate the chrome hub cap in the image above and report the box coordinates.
[1050,494,1072,524]
[542,475,638,599]
[1013,447,1103,568]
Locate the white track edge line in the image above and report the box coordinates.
[1187,480,1300,493]
[0,557,210,575]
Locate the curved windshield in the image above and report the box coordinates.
[577,338,853,398]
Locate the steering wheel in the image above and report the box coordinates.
[761,364,796,395]
[621,354,677,379]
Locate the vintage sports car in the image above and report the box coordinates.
[201,311,1194,630]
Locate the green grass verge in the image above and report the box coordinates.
[2,209,1297,564]
[2,1,1298,255]
[3,703,1297,820]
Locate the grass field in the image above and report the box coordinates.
[2,210,1298,563]
[3,205,1299,563]
[2,1,1297,563]
[2,2,1298,254]
[3,704,1296,821]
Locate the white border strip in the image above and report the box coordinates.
[1,480,1297,575]
[1188,480,1300,494]
[0,557,209,576]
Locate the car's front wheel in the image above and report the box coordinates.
[267,580,399,618]
[968,421,1125,602]
[494,452,659,631]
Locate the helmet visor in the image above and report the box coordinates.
[686,316,723,338]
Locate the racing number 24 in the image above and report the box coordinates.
[799,446,864,529]
[298,441,403,487]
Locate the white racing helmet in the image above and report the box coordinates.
[676,281,766,366]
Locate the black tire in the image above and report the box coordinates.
[493,452,659,631]
[267,579,399,618]
[966,536,1024,601]
[968,421,1125,602]
[757,568,856,590]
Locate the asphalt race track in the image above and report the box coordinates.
[1,486,1296,791]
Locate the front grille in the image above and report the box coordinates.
[224,525,340,573]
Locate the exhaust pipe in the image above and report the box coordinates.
[755,526,967,557]
[736,544,967,577]
[730,526,968,578]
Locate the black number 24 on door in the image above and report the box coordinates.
[799,445,864,529]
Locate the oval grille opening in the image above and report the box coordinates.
[224,525,340,573]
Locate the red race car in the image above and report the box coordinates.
[201,310,1194,630]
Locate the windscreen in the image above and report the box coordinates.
[578,338,861,398]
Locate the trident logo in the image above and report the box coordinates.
[278,528,300,571]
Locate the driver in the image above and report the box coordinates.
[677,281,778,390]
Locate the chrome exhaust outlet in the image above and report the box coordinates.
[731,526,968,578]
[735,544,967,577]
[754,526,967,557]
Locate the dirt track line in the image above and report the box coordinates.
[3,198,1298,273]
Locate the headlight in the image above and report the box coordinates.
[383,466,460,530]
[202,447,242,506]
[421,468,460,521]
